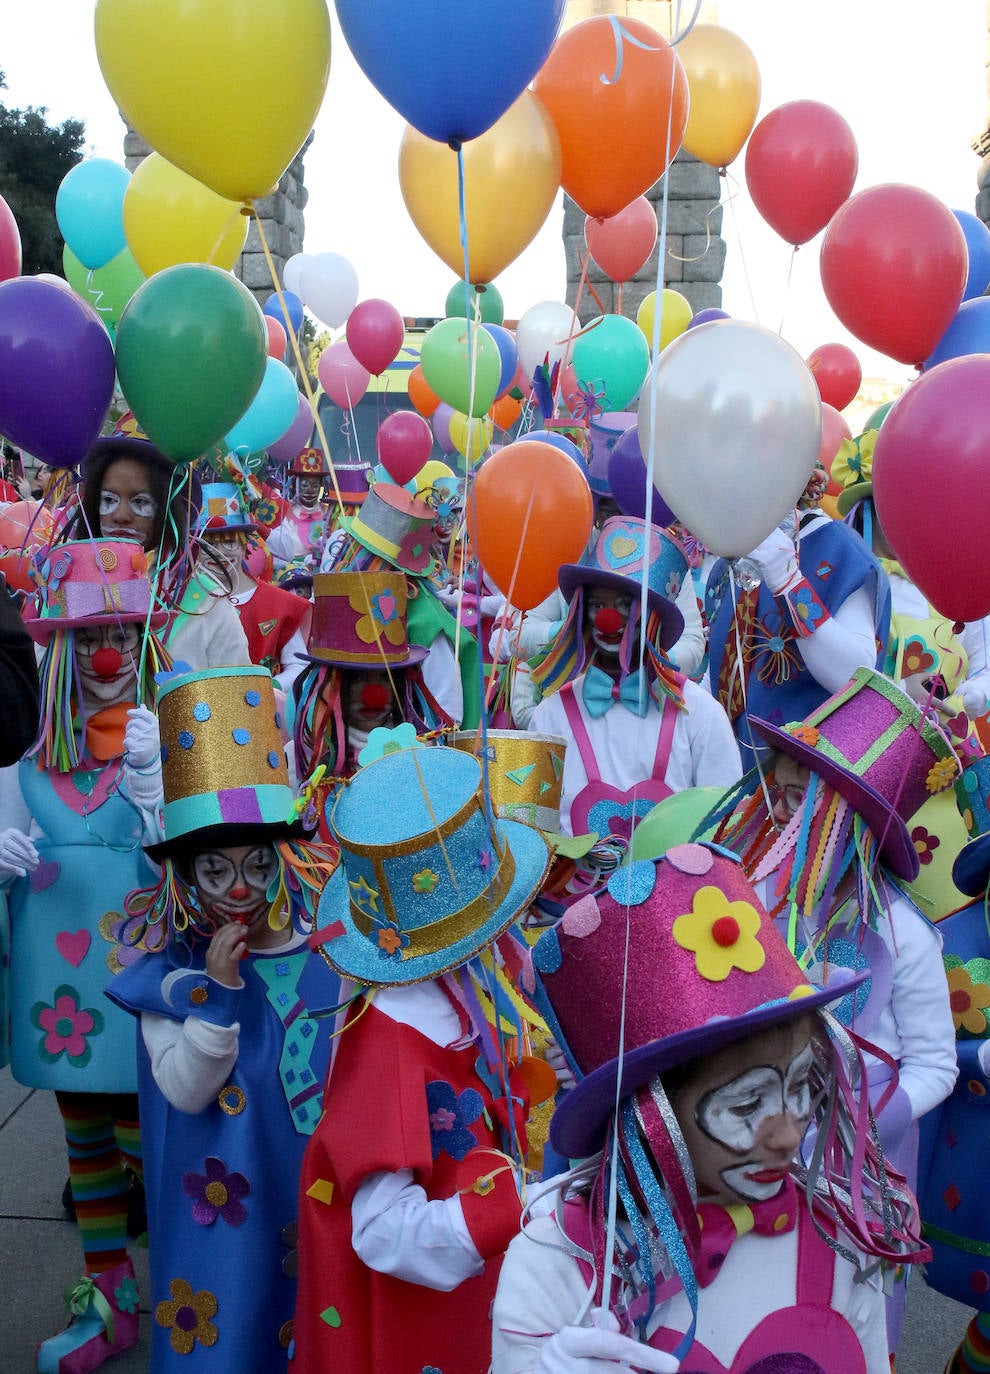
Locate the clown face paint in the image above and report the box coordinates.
[770,754,812,829]
[74,622,142,711]
[670,1017,816,1206]
[191,843,283,946]
[584,584,633,659]
[344,669,396,733]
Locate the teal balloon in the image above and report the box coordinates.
[572,313,650,413]
[63,244,145,329]
[445,280,504,325]
[55,158,130,271]
[226,357,300,455]
[420,316,501,418]
[115,264,267,464]
[629,786,726,862]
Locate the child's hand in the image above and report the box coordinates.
[205,923,248,988]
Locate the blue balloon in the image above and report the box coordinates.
[686,307,730,330]
[54,158,131,271]
[482,323,518,397]
[523,428,589,479]
[952,209,990,301]
[334,0,566,144]
[263,290,304,336]
[225,357,301,455]
[925,297,990,370]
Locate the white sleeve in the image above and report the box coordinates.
[350,1168,484,1291]
[274,624,310,695]
[886,894,958,1119]
[267,522,306,564]
[492,1214,595,1374]
[512,661,539,731]
[141,1011,240,1114]
[203,596,252,668]
[794,584,878,696]
[959,617,990,713]
[667,575,705,679]
[421,632,464,725]
[0,763,33,837]
[516,588,569,660]
[685,691,744,789]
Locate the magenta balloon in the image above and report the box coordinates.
[346,297,405,376]
[268,390,314,462]
[432,402,456,456]
[318,339,371,409]
[377,410,433,484]
[0,277,115,467]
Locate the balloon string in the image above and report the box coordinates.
[723,169,761,325]
[207,203,246,268]
[777,245,798,337]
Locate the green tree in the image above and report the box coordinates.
[0,71,85,274]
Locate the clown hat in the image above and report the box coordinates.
[303,570,427,670]
[751,667,959,881]
[587,412,634,498]
[558,515,686,651]
[952,754,990,896]
[833,430,878,518]
[290,446,330,477]
[146,665,297,861]
[449,730,567,833]
[536,842,865,1158]
[328,457,372,506]
[314,745,550,985]
[25,538,168,644]
[339,482,437,577]
[197,482,257,535]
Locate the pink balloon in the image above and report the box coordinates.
[269,391,313,462]
[0,196,22,284]
[584,197,658,282]
[818,402,851,473]
[872,356,990,621]
[346,297,405,375]
[377,410,433,484]
[432,402,456,456]
[318,339,370,409]
[264,313,287,361]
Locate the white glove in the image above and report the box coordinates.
[978,1041,990,1077]
[123,704,161,771]
[533,1309,680,1373]
[745,530,800,595]
[544,1039,576,1092]
[961,684,989,719]
[0,828,39,878]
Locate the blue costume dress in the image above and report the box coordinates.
[107,937,340,1373]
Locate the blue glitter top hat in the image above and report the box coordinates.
[314,746,551,986]
[952,754,990,896]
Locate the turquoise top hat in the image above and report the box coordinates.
[953,754,990,895]
[315,745,550,985]
[198,482,257,535]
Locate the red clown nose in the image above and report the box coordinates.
[594,607,624,635]
[90,646,123,680]
[360,682,391,711]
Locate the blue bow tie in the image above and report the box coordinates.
[582,665,653,718]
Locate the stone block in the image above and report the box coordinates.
[684,235,726,282]
[678,282,722,312]
[662,160,722,201]
[619,280,656,321]
[665,200,723,236]
[240,253,279,289]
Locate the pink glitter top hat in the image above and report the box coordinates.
[534,843,864,1159]
[750,666,958,881]
[25,538,168,644]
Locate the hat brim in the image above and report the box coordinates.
[749,715,920,881]
[550,967,869,1160]
[556,567,684,652]
[25,609,170,645]
[835,482,872,517]
[144,818,303,864]
[300,643,428,671]
[314,817,550,987]
[952,835,990,896]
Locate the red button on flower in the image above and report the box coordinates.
[711,916,740,948]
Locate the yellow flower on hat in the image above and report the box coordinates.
[830,429,877,491]
[926,756,959,794]
[672,885,766,982]
[946,962,990,1035]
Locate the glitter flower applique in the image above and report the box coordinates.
[357,722,422,767]
[182,1156,251,1227]
[155,1279,219,1354]
[926,756,959,794]
[368,916,410,961]
[672,886,766,982]
[945,957,990,1036]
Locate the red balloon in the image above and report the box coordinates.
[264,313,287,361]
[805,342,861,412]
[744,101,857,246]
[820,185,967,367]
[872,356,990,621]
[0,196,21,283]
[346,298,404,376]
[818,403,852,488]
[376,410,433,484]
[584,197,658,283]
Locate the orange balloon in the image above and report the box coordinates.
[408,364,440,418]
[490,393,523,430]
[533,16,689,219]
[467,441,593,611]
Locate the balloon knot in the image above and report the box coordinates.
[448,138,462,153]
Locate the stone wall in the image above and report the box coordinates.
[979,2,990,226]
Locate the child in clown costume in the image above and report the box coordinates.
[267,447,331,568]
[0,538,169,1372]
[493,843,929,1374]
[106,665,339,1374]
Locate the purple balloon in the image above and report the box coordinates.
[269,390,313,462]
[432,402,456,455]
[0,277,115,467]
[686,307,730,330]
[608,424,675,526]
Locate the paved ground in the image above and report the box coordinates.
[0,1065,975,1372]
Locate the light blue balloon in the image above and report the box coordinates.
[572,314,651,413]
[225,357,300,455]
[952,209,990,301]
[54,158,131,271]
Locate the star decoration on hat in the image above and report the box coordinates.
[477,847,492,874]
[672,885,766,982]
[412,868,439,895]
[348,876,381,915]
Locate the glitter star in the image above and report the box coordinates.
[477,848,492,874]
[412,868,439,894]
[348,876,380,914]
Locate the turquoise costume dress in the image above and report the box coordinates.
[107,937,341,1372]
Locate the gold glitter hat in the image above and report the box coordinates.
[448,730,567,833]
[146,665,297,861]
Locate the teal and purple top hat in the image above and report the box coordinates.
[952,754,990,896]
[535,842,865,1159]
[557,515,687,651]
[197,482,257,535]
[25,538,168,644]
[314,745,550,986]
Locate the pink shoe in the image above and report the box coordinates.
[36,1259,140,1374]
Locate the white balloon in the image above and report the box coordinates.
[282,252,310,296]
[637,320,822,558]
[298,251,359,329]
[516,299,579,382]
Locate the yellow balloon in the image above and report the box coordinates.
[415,460,456,499]
[636,290,693,351]
[677,24,761,169]
[95,0,330,204]
[399,91,561,285]
[123,154,247,275]
[449,412,494,466]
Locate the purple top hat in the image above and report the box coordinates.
[587,411,635,497]
[25,538,168,644]
[304,571,426,670]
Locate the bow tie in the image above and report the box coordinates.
[582,665,654,718]
[693,1176,797,1286]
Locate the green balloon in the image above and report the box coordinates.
[629,786,726,863]
[864,400,895,431]
[420,316,501,418]
[572,313,650,413]
[63,244,146,329]
[444,280,504,326]
[115,264,267,463]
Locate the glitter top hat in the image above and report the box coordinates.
[314,745,551,986]
[751,667,959,882]
[833,429,878,517]
[448,730,567,833]
[290,446,330,477]
[535,842,865,1158]
[25,538,168,644]
[146,666,296,861]
[341,482,437,577]
[951,754,990,895]
[197,482,257,535]
[303,571,427,670]
[558,515,686,651]
[587,412,634,497]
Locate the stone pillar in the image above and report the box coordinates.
[978,2,990,227]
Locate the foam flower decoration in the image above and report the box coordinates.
[945,959,990,1036]
[830,429,877,492]
[926,756,960,794]
[155,1279,219,1355]
[358,723,423,767]
[672,885,766,982]
[789,724,820,747]
[289,763,327,824]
